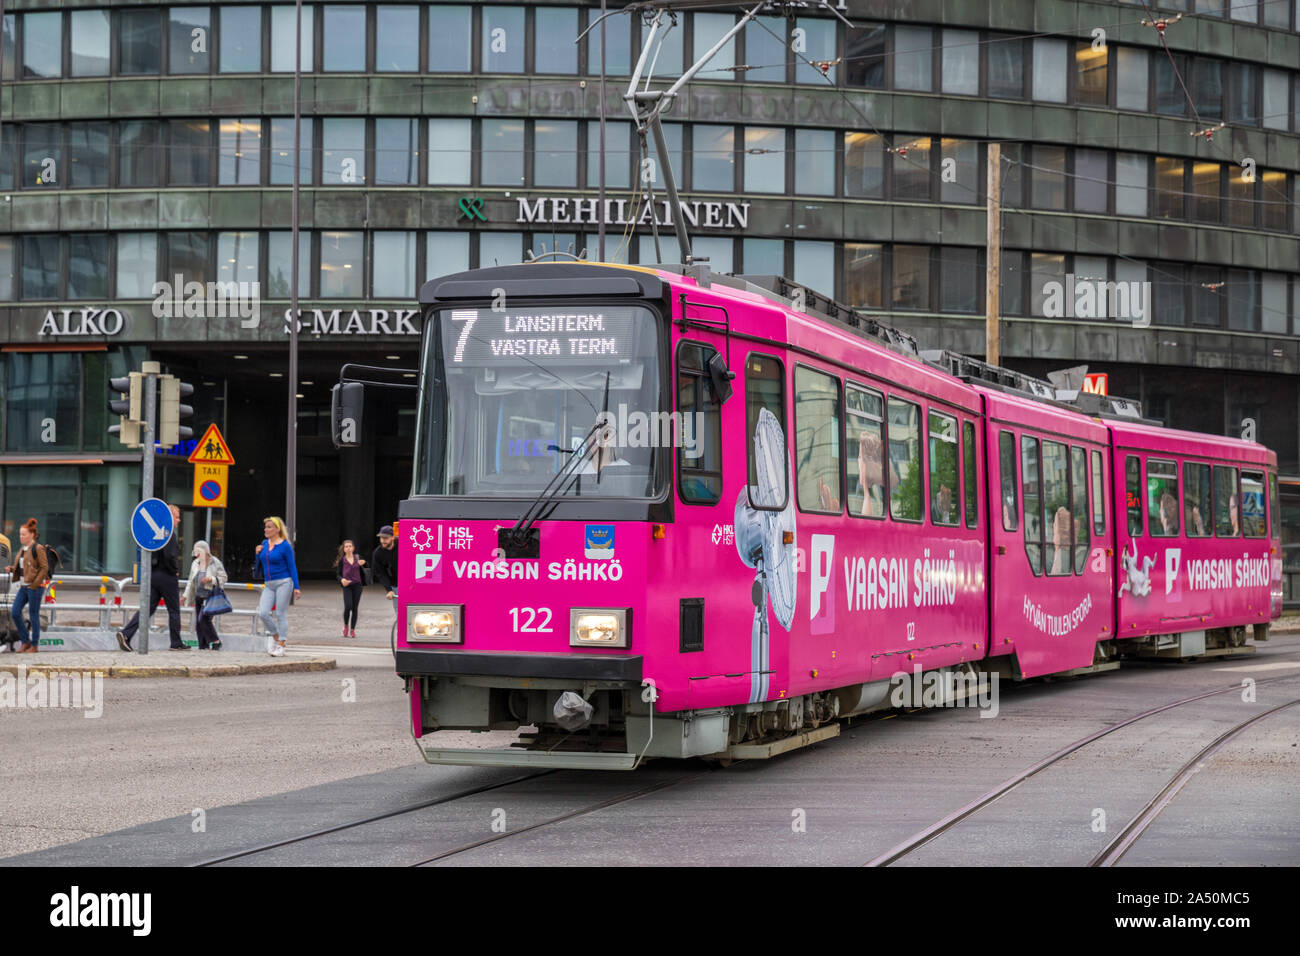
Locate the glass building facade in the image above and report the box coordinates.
[1,0,1298,589]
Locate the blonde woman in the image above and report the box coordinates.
[254,516,300,657]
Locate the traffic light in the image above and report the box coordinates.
[108,372,144,447]
[159,375,195,446]
[331,382,364,448]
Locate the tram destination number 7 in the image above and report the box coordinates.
[510,607,554,633]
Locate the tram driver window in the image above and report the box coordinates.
[676,342,724,504]
[1021,435,1043,575]
[1241,470,1266,538]
[999,431,1018,532]
[745,354,788,511]
[1183,462,1211,537]
[794,367,842,514]
[887,397,923,521]
[928,410,959,526]
[1125,455,1143,537]
[846,385,886,518]
[1147,459,1179,536]
[1042,439,1070,576]
[1213,465,1239,536]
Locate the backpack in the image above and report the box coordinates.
[41,544,61,577]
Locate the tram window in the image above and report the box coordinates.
[1241,470,1266,538]
[999,430,1018,532]
[928,410,959,526]
[1147,459,1179,536]
[1042,440,1071,576]
[1269,472,1279,538]
[794,366,842,514]
[1090,450,1105,534]
[676,342,724,505]
[963,420,977,529]
[846,384,886,518]
[1183,462,1211,537]
[887,397,923,521]
[745,354,788,511]
[1071,447,1089,574]
[1213,465,1239,536]
[1125,455,1143,537]
[1021,436,1042,574]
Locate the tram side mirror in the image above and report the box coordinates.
[707,352,734,404]
[331,382,365,449]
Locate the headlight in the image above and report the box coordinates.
[408,605,462,643]
[570,608,629,648]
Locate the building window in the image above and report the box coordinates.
[1261,273,1287,334]
[479,232,521,267]
[587,120,631,189]
[892,135,932,200]
[844,131,884,198]
[374,118,419,185]
[269,118,312,185]
[1116,48,1148,111]
[219,7,262,73]
[120,121,164,187]
[374,6,418,72]
[69,234,109,300]
[845,22,885,88]
[22,11,61,79]
[794,367,842,514]
[169,6,210,74]
[6,355,80,452]
[1192,161,1221,223]
[986,34,1024,98]
[1189,266,1221,327]
[216,231,259,293]
[1263,69,1289,130]
[1073,41,1107,105]
[845,243,883,308]
[167,232,210,286]
[793,241,834,297]
[939,138,979,204]
[743,238,784,275]
[168,120,211,187]
[321,118,366,185]
[480,119,523,187]
[120,9,162,76]
[372,231,416,298]
[320,231,363,297]
[322,5,366,71]
[894,26,933,92]
[1030,146,1066,210]
[267,231,311,297]
[427,231,470,279]
[1226,63,1257,124]
[892,245,930,311]
[694,13,736,81]
[586,10,631,76]
[1190,59,1224,119]
[638,235,679,266]
[1227,269,1258,331]
[744,127,785,193]
[745,16,787,83]
[219,119,262,185]
[1230,0,1259,21]
[1,16,12,83]
[641,122,682,190]
[1154,157,1184,219]
[270,5,314,73]
[22,124,61,190]
[1074,148,1108,213]
[1260,170,1288,231]
[941,29,978,95]
[70,10,111,77]
[1000,250,1025,315]
[428,4,471,72]
[535,121,578,188]
[940,248,979,313]
[1030,252,1065,317]
[21,235,60,299]
[693,125,735,192]
[794,17,836,84]
[428,118,471,186]
[481,5,525,73]
[116,233,158,298]
[1155,53,1188,115]
[1115,153,1148,216]
[535,7,578,75]
[692,236,734,274]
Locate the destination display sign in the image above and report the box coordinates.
[442,306,647,366]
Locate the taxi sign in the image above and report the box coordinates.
[193,462,229,509]
[188,423,235,465]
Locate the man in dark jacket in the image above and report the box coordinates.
[117,504,189,651]
[371,524,398,609]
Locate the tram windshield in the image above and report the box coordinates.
[414,303,663,498]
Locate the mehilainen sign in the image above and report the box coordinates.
[517,197,749,229]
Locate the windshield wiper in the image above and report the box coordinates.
[504,371,611,552]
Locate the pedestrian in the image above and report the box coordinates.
[371,524,398,612]
[117,504,188,651]
[255,516,300,657]
[182,541,229,650]
[335,539,366,639]
[5,518,50,653]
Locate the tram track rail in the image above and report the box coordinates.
[865,670,1300,867]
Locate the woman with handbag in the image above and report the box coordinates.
[334,539,366,639]
[182,541,229,650]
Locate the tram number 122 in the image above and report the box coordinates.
[510,607,554,633]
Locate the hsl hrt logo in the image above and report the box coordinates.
[415,553,443,583]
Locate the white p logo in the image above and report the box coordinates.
[1165,547,1181,596]
[416,553,442,582]
[810,534,834,633]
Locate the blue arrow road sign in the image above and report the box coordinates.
[132,498,174,552]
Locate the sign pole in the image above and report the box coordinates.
[137,365,157,656]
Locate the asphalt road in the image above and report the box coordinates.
[3,637,1298,866]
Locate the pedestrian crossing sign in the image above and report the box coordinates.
[188,424,235,465]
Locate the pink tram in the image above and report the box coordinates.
[343,261,1281,770]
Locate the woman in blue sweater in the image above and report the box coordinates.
[255,516,301,657]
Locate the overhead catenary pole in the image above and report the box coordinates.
[598,0,607,261]
[985,143,1002,367]
[286,0,303,542]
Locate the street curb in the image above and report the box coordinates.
[0,657,337,678]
